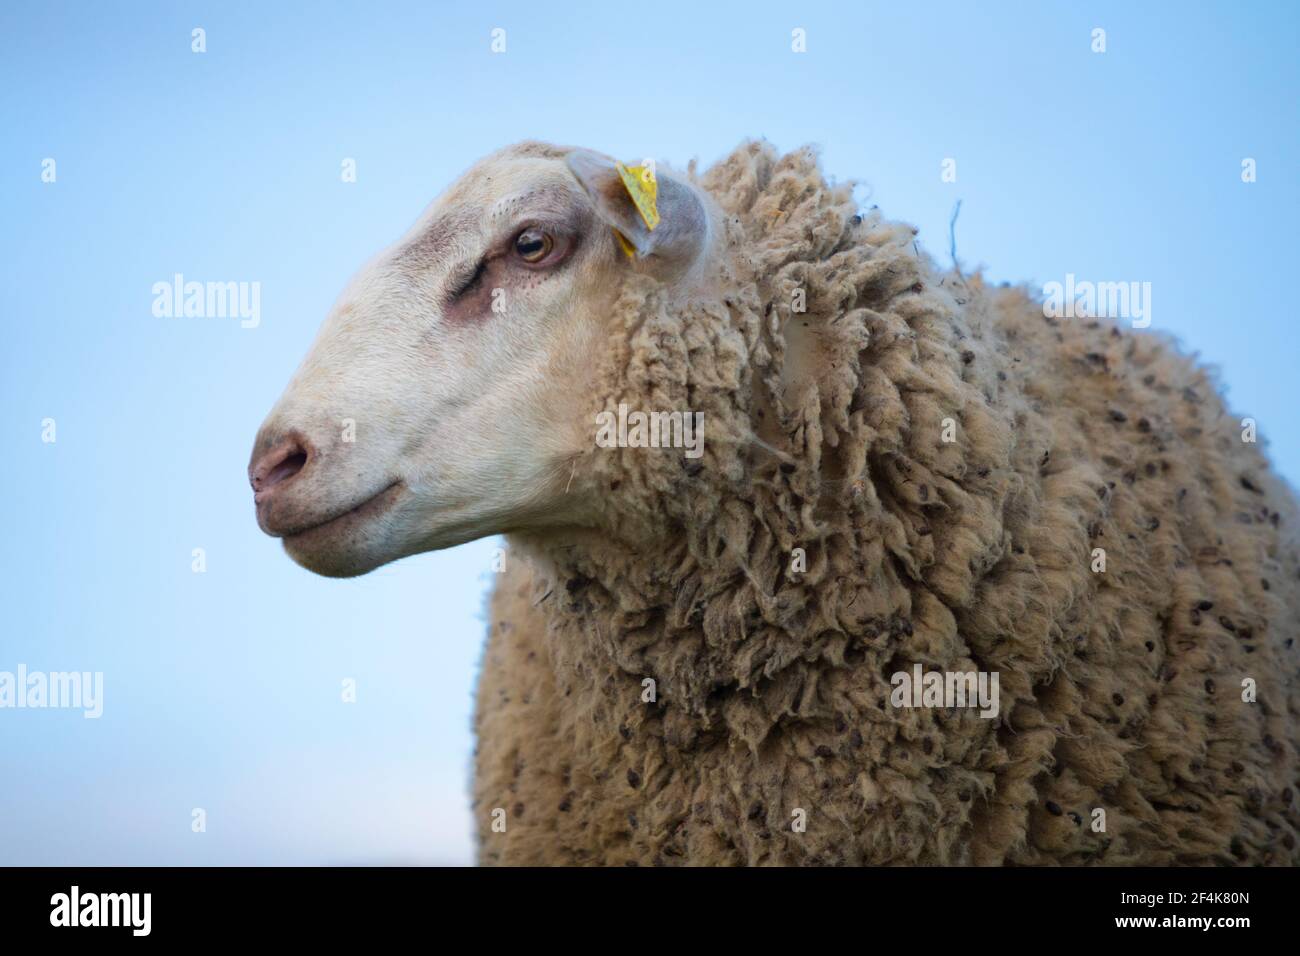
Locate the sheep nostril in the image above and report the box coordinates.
[250,441,310,494]
[266,452,307,488]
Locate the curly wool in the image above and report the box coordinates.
[472,141,1300,865]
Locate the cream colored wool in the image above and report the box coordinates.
[473,141,1300,865]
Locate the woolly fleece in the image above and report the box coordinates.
[472,141,1300,866]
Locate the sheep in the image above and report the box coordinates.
[250,140,1300,866]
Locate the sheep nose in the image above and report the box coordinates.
[249,436,310,496]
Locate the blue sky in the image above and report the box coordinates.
[1,0,1295,864]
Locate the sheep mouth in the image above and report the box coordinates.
[274,481,404,543]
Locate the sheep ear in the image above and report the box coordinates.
[566,150,710,278]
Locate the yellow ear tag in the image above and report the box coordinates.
[613,228,637,259]
[618,163,660,230]
[612,162,659,258]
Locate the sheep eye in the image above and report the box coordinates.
[514,227,553,264]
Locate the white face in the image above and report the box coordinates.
[251,143,716,576]
[250,147,620,576]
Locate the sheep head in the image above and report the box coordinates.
[249,141,719,577]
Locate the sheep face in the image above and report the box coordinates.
[249,142,715,577]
